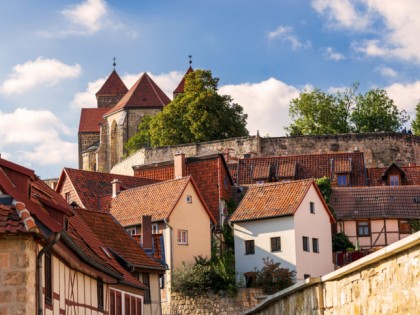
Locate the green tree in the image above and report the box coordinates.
[332,232,354,252]
[411,100,420,135]
[126,70,248,153]
[351,89,409,132]
[285,85,356,135]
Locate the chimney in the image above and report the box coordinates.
[174,153,186,179]
[111,179,121,198]
[141,215,153,253]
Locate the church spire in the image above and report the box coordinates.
[173,56,194,98]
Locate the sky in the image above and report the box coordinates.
[1,0,420,179]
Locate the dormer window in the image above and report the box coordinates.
[337,175,348,187]
[389,175,399,186]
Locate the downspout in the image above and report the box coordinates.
[163,218,174,284]
[37,232,61,315]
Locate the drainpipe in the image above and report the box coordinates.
[163,218,174,284]
[37,232,61,315]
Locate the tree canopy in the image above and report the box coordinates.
[411,100,420,135]
[126,69,248,153]
[286,83,409,136]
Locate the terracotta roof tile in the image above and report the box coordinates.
[230,179,314,222]
[330,186,420,220]
[75,208,165,271]
[252,163,271,180]
[334,159,352,173]
[106,73,170,116]
[110,177,191,227]
[234,152,366,186]
[0,204,27,234]
[96,70,128,96]
[173,66,193,95]
[367,164,420,186]
[78,108,109,133]
[58,168,159,210]
[277,162,297,178]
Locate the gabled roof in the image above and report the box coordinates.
[230,179,334,223]
[330,186,420,220]
[105,73,171,116]
[78,108,109,133]
[110,176,216,227]
[56,168,159,210]
[173,66,193,95]
[367,164,420,186]
[233,152,366,186]
[96,70,128,96]
[74,208,165,271]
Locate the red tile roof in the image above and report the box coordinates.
[0,204,27,234]
[233,152,366,186]
[110,176,215,227]
[330,186,420,220]
[106,73,170,116]
[173,66,193,95]
[56,168,160,210]
[367,163,420,186]
[230,179,332,222]
[78,108,109,133]
[96,70,128,96]
[277,162,297,178]
[75,208,165,271]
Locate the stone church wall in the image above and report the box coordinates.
[111,132,420,175]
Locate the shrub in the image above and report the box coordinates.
[252,257,295,295]
[172,254,237,297]
[332,232,354,252]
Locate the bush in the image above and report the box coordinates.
[252,257,295,295]
[332,232,354,252]
[172,254,237,296]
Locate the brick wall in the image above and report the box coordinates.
[0,236,37,315]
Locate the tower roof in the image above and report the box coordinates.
[95,70,128,96]
[105,72,171,116]
[173,66,194,96]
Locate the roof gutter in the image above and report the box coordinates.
[37,232,61,315]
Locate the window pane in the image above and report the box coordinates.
[303,236,309,252]
[312,238,319,253]
[271,237,281,252]
[245,240,255,255]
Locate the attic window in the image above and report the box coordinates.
[414,197,420,204]
[186,195,192,203]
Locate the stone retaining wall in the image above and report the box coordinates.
[161,288,264,315]
[244,231,420,315]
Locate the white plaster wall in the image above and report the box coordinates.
[233,216,296,279]
[294,185,334,281]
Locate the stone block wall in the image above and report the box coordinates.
[111,133,420,176]
[0,236,37,315]
[161,288,264,315]
[244,231,420,315]
[78,132,100,169]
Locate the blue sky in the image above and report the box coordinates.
[1,0,420,179]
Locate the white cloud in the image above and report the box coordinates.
[312,0,420,63]
[0,108,77,172]
[325,47,345,61]
[0,57,81,95]
[385,81,420,115]
[71,77,106,108]
[268,25,310,50]
[220,78,301,137]
[376,65,398,78]
[61,0,108,33]
[311,0,370,30]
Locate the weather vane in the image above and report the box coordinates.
[113,57,116,69]
[188,55,192,65]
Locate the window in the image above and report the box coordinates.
[310,202,315,214]
[65,192,71,203]
[152,223,158,234]
[390,175,399,186]
[110,289,142,315]
[399,220,411,234]
[245,240,255,255]
[177,230,188,245]
[357,221,370,236]
[126,227,136,235]
[255,180,265,184]
[312,238,319,253]
[304,274,311,279]
[186,195,192,203]
[270,237,281,252]
[337,175,348,187]
[97,278,104,311]
[302,236,309,252]
[45,251,52,305]
[159,274,165,289]
[142,273,151,304]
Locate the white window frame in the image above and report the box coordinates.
[126,227,136,235]
[152,223,159,234]
[177,230,188,245]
